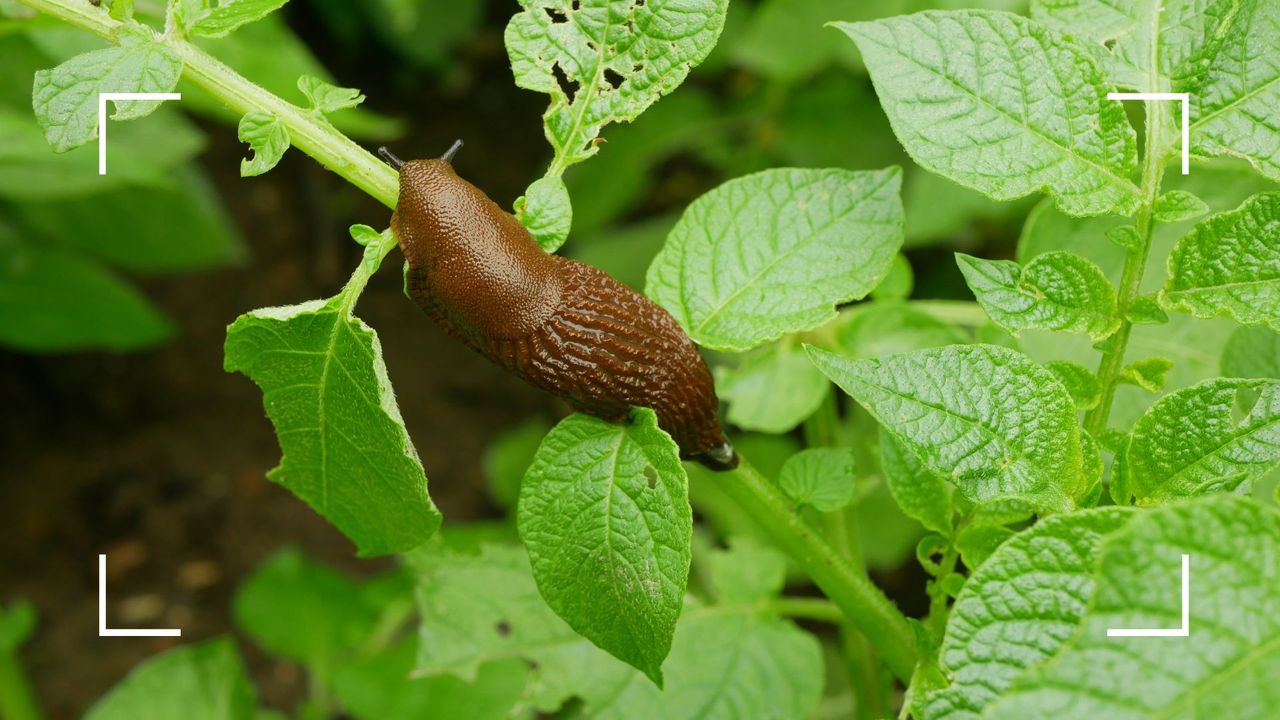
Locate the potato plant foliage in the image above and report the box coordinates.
[7,0,1280,718]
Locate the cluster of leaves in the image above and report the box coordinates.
[11,0,1280,718]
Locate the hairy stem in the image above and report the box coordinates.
[1084,101,1169,437]
[14,0,399,208]
[716,459,917,682]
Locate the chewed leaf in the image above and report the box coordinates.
[297,75,365,114]
[836,10,1140,217]
[238,111,289,177]
[517,409,690,686]
[1114,378,1280,504]
[224,296,441,556]
[646,167,903,352]
[505,0,728,170]
[1161,192,1280,330]
[807,343,1084,512]
[957,251,1119,340]
[32,26,182,152]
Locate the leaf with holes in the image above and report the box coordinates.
[918,507,1134,720]
[504,0,729,171]
[1113,378,1280,505]
[517,408,690,686]
[224,294,441,556]
[807,343,1083,512]
[836,10,1140,217]
[237,111,289,177]
[1161,192,1280,330]
[987,496,1280,720]
[957,251,1119,341]
[646,167,903,351]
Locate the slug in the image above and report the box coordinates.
[382,141,737,471]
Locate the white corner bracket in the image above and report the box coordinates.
[1106,92,1191,175]
[1107,553,1190,638]
[98,553,182,637]
[98,92,182,175]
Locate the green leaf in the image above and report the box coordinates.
[987,496,1280,720]
[716,342,830,435]
[779,447,856,512]
[956,251,1119,341]
[836,10,1141,217]
[237,111,288,176]
[32,27,182,152]
[1125,294,1168,325]
[705,536,786,604]
[731,0,863,82]
[482,418,551,511]
[0,240,171,352]
[646,167,904,352]
[223,289,442,556]
[953,524,1015,571]
[1153,189,1211,223]
[504,0,729,171]
[0,600,35,653]
[1187,0,1280,182]
[807,344,1083,512]
[833,303,970,360]
[919,507,1134,720]
[517,409,691,686]
[296,74,365,114]
[871,252,914,301]
[233,548,378,670]
[880,428,954,536]
[515,176,572,253]
[1114,378,1280,504]
[1116,356,1173,392]
[1044,360,1101,410]
[1222,324,1280,380]
[1161,192,1280,330]
[186,0,290,38]
[84,638,258,720]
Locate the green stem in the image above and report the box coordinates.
[1084,100,1169,437]
[716,459,917,682]
[924,545,958,640]
[0,650,42,720]
[14,0,399,209]
[767,597,844,624]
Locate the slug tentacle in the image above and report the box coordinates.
[388,151,737,470]
[377,146,404,170]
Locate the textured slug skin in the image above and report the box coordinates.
[391,158,737,470]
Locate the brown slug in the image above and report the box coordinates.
[382,141,737,471]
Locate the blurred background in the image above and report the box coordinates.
[0,0,1043,716]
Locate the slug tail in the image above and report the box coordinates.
[692,441,739,472]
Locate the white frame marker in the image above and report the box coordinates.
[98,92,182,175]
[1106,92,1191,175]
[98,553,182,638]
[1106,554,1190,638]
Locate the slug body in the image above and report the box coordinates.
[390,156,737,470]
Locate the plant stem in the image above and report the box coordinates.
[716,458,917,682]
[0,650,42,720]
[767,597,844,624]
[14,0,399,209]
[1084,100,1169,437]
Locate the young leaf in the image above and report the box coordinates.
[1222,324,1280,380]
[504,0,729,171]
[705,537,786,604]
[646,167,904,352]
[1116,356,1173,393]
[237,111,289,176]
[84,638,259,720]
[1044,360,1101,410]
[1114,378,1280,504]
[32,26,183,152]
[186,0,291,39]
[953,524,1014,571]
[987,496,1280,720]
[1124,294,1168,325]
[918,508,1134,720]
[517,409,691,686]
[834,303,969,359]
[223,292,442,556]
[871,252,914,301]
[806,344,1084,512]
[1153,189,1211,223]
[779,447,856,512]
[716,342,831,435]
[514,176,572,253]
[880,429,954,536]
[1161,192,1280,330]
[956,251,1120,341]
[836,11,1141,217]
[297,75,365,114]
